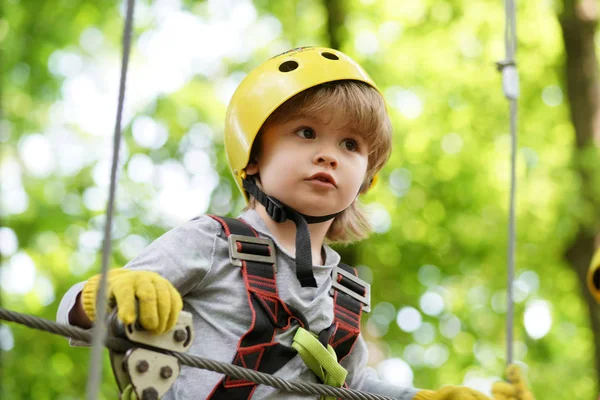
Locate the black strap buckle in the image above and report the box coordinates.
[329,266,371,313]
[228,234,276,268]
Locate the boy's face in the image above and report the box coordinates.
[246,108,369,217]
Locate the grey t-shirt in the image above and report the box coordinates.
[57,210,419,399]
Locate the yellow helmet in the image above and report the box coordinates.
[224,46,381,200]
[587,247,600,303]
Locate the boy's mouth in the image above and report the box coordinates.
[307,172,337,187]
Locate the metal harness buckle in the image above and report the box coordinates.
[329,266,371,313]
[228,234,276,267]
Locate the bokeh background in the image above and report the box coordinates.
[1,0,600,398]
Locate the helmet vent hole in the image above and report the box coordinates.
[279,61,299,72]
[321,52,339,60]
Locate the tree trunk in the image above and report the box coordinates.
[559,0,600,392]
[323,0,346,50]
[322,0,358,267]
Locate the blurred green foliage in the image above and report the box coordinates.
[1,0,599,399]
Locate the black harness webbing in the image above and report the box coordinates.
[207,216,368,399]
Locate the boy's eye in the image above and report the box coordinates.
[341,138,359,152]
[294,128,316,139]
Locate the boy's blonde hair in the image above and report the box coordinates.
[245,80,392,244]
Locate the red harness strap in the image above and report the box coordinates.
[326,264,369,363]
[207,216,370,399]
[207,216,305,400]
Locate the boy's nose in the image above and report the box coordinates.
[313,152,338,169]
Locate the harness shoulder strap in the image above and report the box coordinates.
[207,215,370,398]
[207,215,304,400]
[327,263,370,363]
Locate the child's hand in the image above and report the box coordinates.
[81,269,183,334]
[491,364,535,400]
[414,386,491,400]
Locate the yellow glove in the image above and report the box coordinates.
[491,364,534,400]
[82,269,183,334]
[587,248,600,303]
[490,381,516,400]
[414,386,491,400]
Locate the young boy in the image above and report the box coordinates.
[57,47,490,400]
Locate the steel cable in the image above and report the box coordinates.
[0,308,395,400]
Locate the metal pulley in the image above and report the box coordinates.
[107,310,194,399]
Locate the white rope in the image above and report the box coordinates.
[86,0,136,398]
[498,0,519,366]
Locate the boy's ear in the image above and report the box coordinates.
[245,162,259,175]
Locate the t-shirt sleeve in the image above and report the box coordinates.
[56,281,90,346]
[343,334,419,400]
[55,214,219,340]
[122,215,220,296]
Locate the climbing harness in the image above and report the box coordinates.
[208,215,306,399]
[207,215,370,399]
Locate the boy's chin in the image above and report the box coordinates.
[283,198,345,218]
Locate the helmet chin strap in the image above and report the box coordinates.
[243,177,340,287]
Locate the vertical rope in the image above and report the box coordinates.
[505,98,517,365]
[498,0,519,366]
[86,0,135,398]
